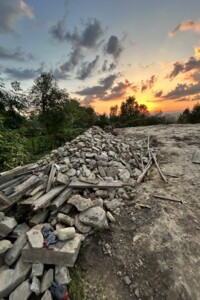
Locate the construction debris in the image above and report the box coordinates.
[0,126,167,299]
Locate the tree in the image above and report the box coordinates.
[31,72,69,133]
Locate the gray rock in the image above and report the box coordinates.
[0,216,17,238]
[104,199,122,211]
[98,166,106,177]
[57,213,74,227]
[82,165,91,177]
[105,167,119,177]
[95,190,108,198]
[55,266,71,285]
[79,207,107,229]
[27,229,43,248]
[118,168,130,183]
[133,168,142,177]
[97,160,108,167]
[0,258,31,298]
[9,280,31,300]
[74,214,92,233]
[13,223,30,236]
[66,168,76,177]
[41,269,54,293]
[5,233,27,266]
[31,276,40,295]
[31,263,44,277]
[92,198,104,208]
[55,227,75,241]
[124,276,131,286]
[106,211,116,222]
[0,240,12,255]
[41,290,52,300]
[0,212,5,221]
[68,194,93,212]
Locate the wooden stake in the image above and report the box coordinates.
[152,194,183,204]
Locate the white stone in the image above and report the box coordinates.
[68,194,93,211]
[55,265,71,285]
[27,228,43,248]
[0,240,12,254]
[79,207,107,229]
[55,227,75,241]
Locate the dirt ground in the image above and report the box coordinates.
[76,124,200,300]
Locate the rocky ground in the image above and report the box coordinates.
[78,124,200,300]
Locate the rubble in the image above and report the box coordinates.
[0,126,164,299]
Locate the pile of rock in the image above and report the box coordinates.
[0,126,152,299]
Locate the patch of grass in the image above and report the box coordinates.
[68,267,85,300]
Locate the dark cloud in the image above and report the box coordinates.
[4,67,39,80]
[169,20,200,37]
[101,79,131,100]
[60,47,83,73]
[185,70,200,83]
[76,74,118,96]
[141,75,157,92]
[105,35,123,59]
[0,0,34,34]
[50,17,103,49]
[168,57,200,79]
[77,55,99,80]
[101,60,117,72]
[163,82,200,100]
[49,13,67,42]
[154,90,163,98]
[0,46,34,61]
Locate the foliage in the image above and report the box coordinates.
[178,103,200,124]
[0,126,29,171]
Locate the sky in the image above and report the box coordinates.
[1,0,200,114]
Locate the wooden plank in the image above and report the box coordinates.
[14,175,37,192]
[69,180,132,189]
[193,149,200,164]
[152,194,183,204]
[8,178,43,202]
[0,175,27,191]
[150,150,168,183]
[137,159,152,184]
[49,188,73,210]
[0,164,34,185]
[0,191,10,206]
[33,186,65,211]
[46,164,57,192]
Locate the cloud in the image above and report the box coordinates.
[101,60,117,72]
[60,47,83,73]
[104,35,123,59]
[155,90,163,98]
[77,55,99,80]
[0,0,34,34]
[101,79,131,100]
[141,75,157,92]
[168,56,200,79]
[163,82,200,100]
[195,46,200,59]
[0,46,34,61]
[50,17,103,49]
[184,70,200,83]
[169,20,200,36]
[4,67,39,80]
[76,74,118,96]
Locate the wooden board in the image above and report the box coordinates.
[69,180,132,189]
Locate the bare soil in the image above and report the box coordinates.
[76,124,200,300]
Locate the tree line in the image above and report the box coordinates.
[0,72,199,171]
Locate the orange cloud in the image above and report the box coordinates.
[169,20,200,37]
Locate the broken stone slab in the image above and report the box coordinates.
[55,227,75,241]
[193,149,200,164]
[79,207,107,229]
[41,269,54,293]
[0,258,31,298]
[29,211,49,227]
[27,228,43,248]
[31,263,44,277]
[0,240,12,255]
[55,266,71,285]
[55,173,69,185]
[74,214,92,234]
[31,276,41,295]
[13,223,30,236]
[0,216,17,238]
[22,234,83,267]
[41,289,52,300]
[57,213,74,227]
[68,194,93,212]
[5,233,27,266]
[9,279,31,300]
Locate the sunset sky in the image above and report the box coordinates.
[1,0,200,114]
